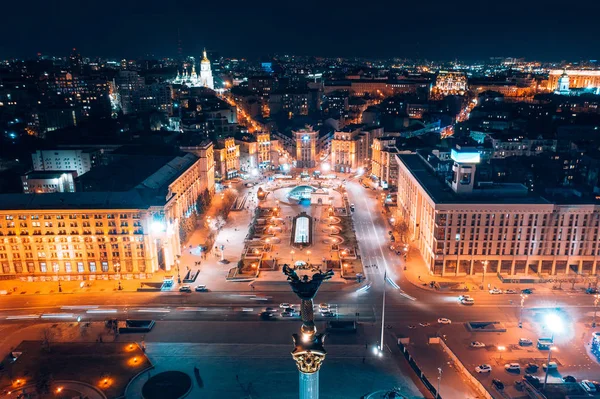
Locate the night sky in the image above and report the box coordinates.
[2,0,599,60]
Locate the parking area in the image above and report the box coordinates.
[443,322,600,398]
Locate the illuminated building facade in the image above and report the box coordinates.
[548,69,600,91]
[0,152,213,280]
[434,71,467,96]
[293,127,317,168]
[172,50,214,90]
[330,127,370,173]
[214,137,240,180]
[396,150,600,277]
[371,136,399,189]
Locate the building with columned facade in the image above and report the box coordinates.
[0,152,214,280]
[396,148,600,277]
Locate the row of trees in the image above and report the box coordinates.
[179,189,213,243]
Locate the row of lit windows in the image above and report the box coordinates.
[0,250,144,259]
[0,260,146,274]
[3,213,140,220]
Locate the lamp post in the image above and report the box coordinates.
[307,250,311,264]
[482,260,488,286]
[497,345,506,360]
[380,271,387,354]
[519,294,527,328]
[543,346,557,391]
[291,250,295,262]
[115,262,122,290]
[436,367,442,399]
[593,294,599,328]
[176,256,181,284]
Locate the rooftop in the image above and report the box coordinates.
[396,153,550,205]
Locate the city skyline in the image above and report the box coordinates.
[3,0,600,60]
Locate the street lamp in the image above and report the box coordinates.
[497,345,506,360]
[378,271,388,356]
[176,255,181,284]
[519,294,527,328]
[307,250,311,263]
[436,367,442,399]
[291,250,295,262]
[482,260,488,286]
[593,294,599,328]
[115,262,122,290]
[543,346,558,391]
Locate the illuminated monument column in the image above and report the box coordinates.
[283,265,334,399]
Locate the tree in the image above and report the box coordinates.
[41,327,54,352]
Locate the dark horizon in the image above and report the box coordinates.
[2,0,600,61]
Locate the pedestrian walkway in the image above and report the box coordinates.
[125,343,424,399]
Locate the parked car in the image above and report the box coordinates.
[475,364,492,373]
[504,363,521,372]
[489,288,503,295]
[179,285,192,293]
[525,363,539,372]
[318,303,330,312]
[437,318,451,324]
[581,380,599,392]
[280,303,292,309]
[519,338,533,346]
[470,341,485,348]
[521,288,533,294]
[542,362,558,371]
[492,379,504,390]
[195,285,208,292]
[504,289,517,294]
[562,375,577,383]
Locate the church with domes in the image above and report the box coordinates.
[172,50,214,90]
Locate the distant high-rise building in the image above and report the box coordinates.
[115,70,145,115]
[69,48,83,75]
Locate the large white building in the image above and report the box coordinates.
[396,148,600,277]
[32,149,95,177]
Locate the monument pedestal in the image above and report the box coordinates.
[299,370,319,399]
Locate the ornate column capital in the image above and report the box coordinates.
[292,349,326,374]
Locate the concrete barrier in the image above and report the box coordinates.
[437,339,494,399]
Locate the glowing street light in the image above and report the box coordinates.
[497,345,506,360]
[519,294,527,328]
[321,162,331,172]
[291,250,295,262]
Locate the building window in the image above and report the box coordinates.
[77,262,84,273]
[101,262,109,272]
[89,262,96,272]
[40,262,47,273]
[65,262,72,273]
[14,261,23,273]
